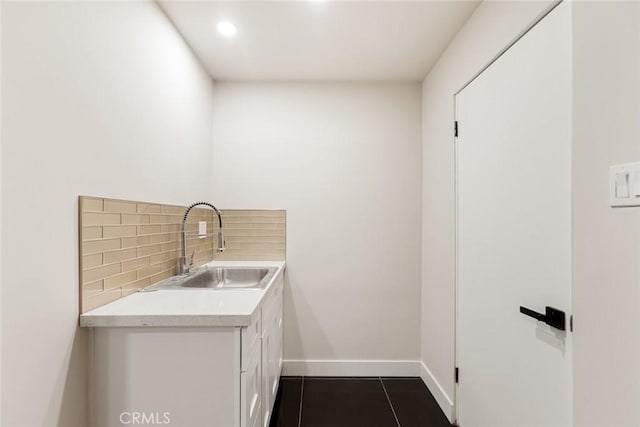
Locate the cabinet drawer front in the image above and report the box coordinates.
[241,347,262,427]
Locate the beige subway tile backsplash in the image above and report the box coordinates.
[161,205,184,215]
[83,263,121,284]
[122,214,150,225]
[104,271,138,291]
[162,224,181,233]
[122,236,149,248]
[104,200,137,213]
[139,224,162,235]
[84,279,104,295]
[103,248,137,264]
[149,214,173,224]
[124,278,151,292]
[138,263,163,280]
[83,212,121,226]
[83,253,103,269]
[137,203,162,214]
[83,226,103,239]
[149,233,173,244]
[149,269,174,284]
[161,241,179,252]
[83,238,121,254]
[79,196,286,313]
[84,289,122,312]
[103,225,137,238]
[123,256,150,272]
[82,198,104,211]
[149,251,175,264]
[137,244,162,257]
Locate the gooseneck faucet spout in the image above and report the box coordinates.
[180,201,225,275]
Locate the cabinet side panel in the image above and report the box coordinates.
[94,327,237,427]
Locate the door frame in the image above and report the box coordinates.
[452,0,566,423]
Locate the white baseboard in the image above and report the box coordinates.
[419,361,455,423]
[282,359,420,377]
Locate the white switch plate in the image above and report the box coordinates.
[198,221,207,238]
[610,162,640,207]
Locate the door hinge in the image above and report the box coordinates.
[454,121,459,138]
[570,315,573,332]
[455,367,459,383]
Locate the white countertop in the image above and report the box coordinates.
[80,260,286,328]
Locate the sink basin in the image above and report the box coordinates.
[182,268,272,289]
[143,266,277,291]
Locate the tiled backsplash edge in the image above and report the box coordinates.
[78,196,286,313]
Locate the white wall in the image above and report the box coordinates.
[572,2,640,426]
[211,83,422,374]
[1,2,214,426]
[0,3,3,425]
[420,0,554,416]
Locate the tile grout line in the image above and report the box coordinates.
[297,377,305,427]
[380,377,402,427]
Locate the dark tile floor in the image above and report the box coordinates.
[269,377,452,427]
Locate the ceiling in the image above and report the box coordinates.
[159,1,480,82]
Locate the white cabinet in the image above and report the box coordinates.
[241,312,262,427]
[90,269,285,427]
[260,267,284,427]
[91,327,242,427]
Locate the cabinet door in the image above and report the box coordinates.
[274,291,283,378]
[241,345,261,427]
[267,307,280,409]
[261,313,274,427]
[261,270,285,427]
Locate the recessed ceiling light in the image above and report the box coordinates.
[217,21,237,37]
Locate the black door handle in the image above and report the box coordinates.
[519,306,566,331]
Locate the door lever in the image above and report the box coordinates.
[519,306,566,331]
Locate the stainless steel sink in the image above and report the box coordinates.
[142,266,277,291]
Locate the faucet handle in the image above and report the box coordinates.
[189,249,195,266]
[217,231,226,253]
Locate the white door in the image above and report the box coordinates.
[456,3,572,427]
